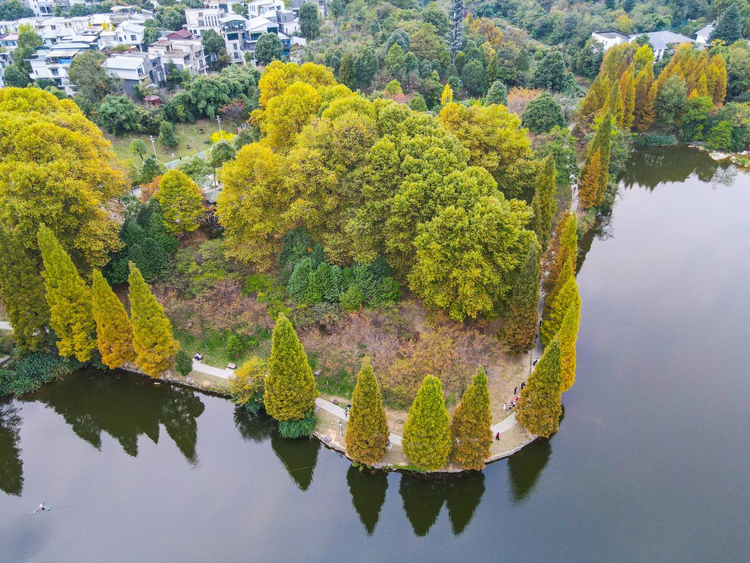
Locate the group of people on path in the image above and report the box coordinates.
[495,381,527,440]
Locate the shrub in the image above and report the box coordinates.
[226,333,243,359]
[174,349,193,376]
[230,356,266,414]
[277,411,316,438]
[633,134,677,148]
[340,286,365,312]
[0,353,81,397]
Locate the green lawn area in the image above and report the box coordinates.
[105,118,243,165]
[175,326,272,370]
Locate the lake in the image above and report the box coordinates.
[1,146,748,562]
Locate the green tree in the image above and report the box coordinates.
[139,155,167,185]
[655,76,688,132]
[559,292,581,392]
[531,155,556,248]
[521,93,565,134]
[0,0,33,20]
[710,4,743,45]
[402,375,452,471]
[533,50,568,92]
[502,241,540,352]
[3,25,42,87]
[158,120,178,148]
[37,225,96,362]
[174,348,193,377]
[68,50,122,108]
[461,59,486,96]
[209,139,236,169]
[128,262,179,378]
[202,28,227,68]
[91,270,135,369]
[0,224,49,352]
[154,170,204,234]
[707,120,734,151]
[299,3,320,39]
[385,43,407,78]
[264,312,318,422]
[355,46,378,87]
[130,139,148,161]
[485,80,508,105]
[255,33,283,66]
[543,275,580,346]
[345,357,389,465]
[517,339,563,438]
[338,52,356,88]
[450,366,492,470]
[97,95,139,135]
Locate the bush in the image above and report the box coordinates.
[340,286,365,312]
[230,356,266,414]
[174,349,193,376]
[633,134,677,148]
[0,353,81,397]
[277,411,316,438]
[226,333,244,359]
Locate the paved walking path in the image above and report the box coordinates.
[189,360,517,445]
[0,321,12,331]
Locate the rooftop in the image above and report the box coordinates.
[102,54,147,70]
[631,30,694,51]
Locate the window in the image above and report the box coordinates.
[131,34,136,41]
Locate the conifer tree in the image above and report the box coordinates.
[0,224,49,352]
[503,241,540,352]
[128,262,178,378]
[579,148,603,209]
[264,312,318,422]
[517,339,563,438]
[619,67,635,130]
[450,367,492,470]
[542,275,581,346]
[91,269,135,369]
[634,65,656,132]
[154,170,205,235]
[345,357,389,465]
[531,155,557,249]
[710,4,743,45]
[606,82,624,128]
[591,113,612,205]
[37,225,96,362]
[543,212,577,297]
[402,375,452,471]
[559,295,581,392]
[440,83,453,106]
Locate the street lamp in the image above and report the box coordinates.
[148,135,157,156]
[216,115,222,132]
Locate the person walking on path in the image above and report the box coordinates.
[495,432,500,441]
[503,402,507,412]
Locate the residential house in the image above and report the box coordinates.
[246,15,290,58]
[247,0,285,21]
[0,33,19,50]
[185,7,222,37]
[630,31,695,59]
[27,41,90,95]
[0,51,12,88]
[206,0,245,15]
[220,14,249,63]
[695,23,715,46]
[166,29,193,41]
[149,38,207,75]
[275,9,298,35]
[102,51,165,94]
[289,0,327,17]
[115,21,145,50]
[590,31,629,51]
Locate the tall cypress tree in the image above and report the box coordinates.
[503,241,540,352]
[559,296,581,392]
[0,224,49,352]
[37,225,96,362]
[264,312,318,422]
[92,270,136,369]
[531,154,557,249]
[128,262,178,378]
[543,275,581,346]
[543,212,577,298]
[619,66,636,130]
[448,0,464,65]
[592,113,612,205]
[345,356,389,465]
[710,4,742,45]
[579,148,603,209]
[450,367,492,470]
[517,339,563,438]
[402,375,452,471]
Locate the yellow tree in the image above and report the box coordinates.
[634,65,656,132]
[619,66,636,130]
[517,339,563,438]
[543,276,581,346]
[37,225,96,362]
[559,296,581,392]
[578,148,603,209]
[216,143,293,270]
[128,262,179,378]
[154,170,204,235]
[91,270,135,369]
[252,82,322,152]
[345,357,389,466]
[450,366,493,470]
[0,88,124,270]
[440,83,453,106]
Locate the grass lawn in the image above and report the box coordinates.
[174,326,271,370]
[105,118,243,165]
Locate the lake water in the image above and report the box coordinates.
[1,147,748,562]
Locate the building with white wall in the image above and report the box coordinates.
[102,51,165,93]
[695,23,715,46]
[185,7,222,37]
[148,38,207,75]
[27,41,89,94]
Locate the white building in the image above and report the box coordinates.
[247,0,285,20]
[149,38,207,75]
[27,42,89,94]
[102,51,165,94]
[695,23,715,46]
[289,0,327,17]
[591,31,629,51]
[591,29,696,60]
[205,0,245,15]
[0,51,12,88]
[114,21,145,50]
[185,7,222,37]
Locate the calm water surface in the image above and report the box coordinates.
[1,147,748,562]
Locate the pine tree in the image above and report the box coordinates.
[450,366,492,470]
[91,269,135,369]
[264,312,318,422]
[37,225,96,362]
[531,155,557,248]
[402,375,452,471]
[0,224,49,352]
[449,0,464,65]
[486,54,498,87]
[503,241,540,352]
[559,295,581,392]
[128,262,178,378]
[542,275,581,346]
[441,83,453,106]
[345,357,389,465]
[591,113,612,205]
[517,339,563,438]
[710,4,743,45]
[544,212,577,298]
[606,81,624,128]
[634,65,656,132]
[578,148,603,209]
